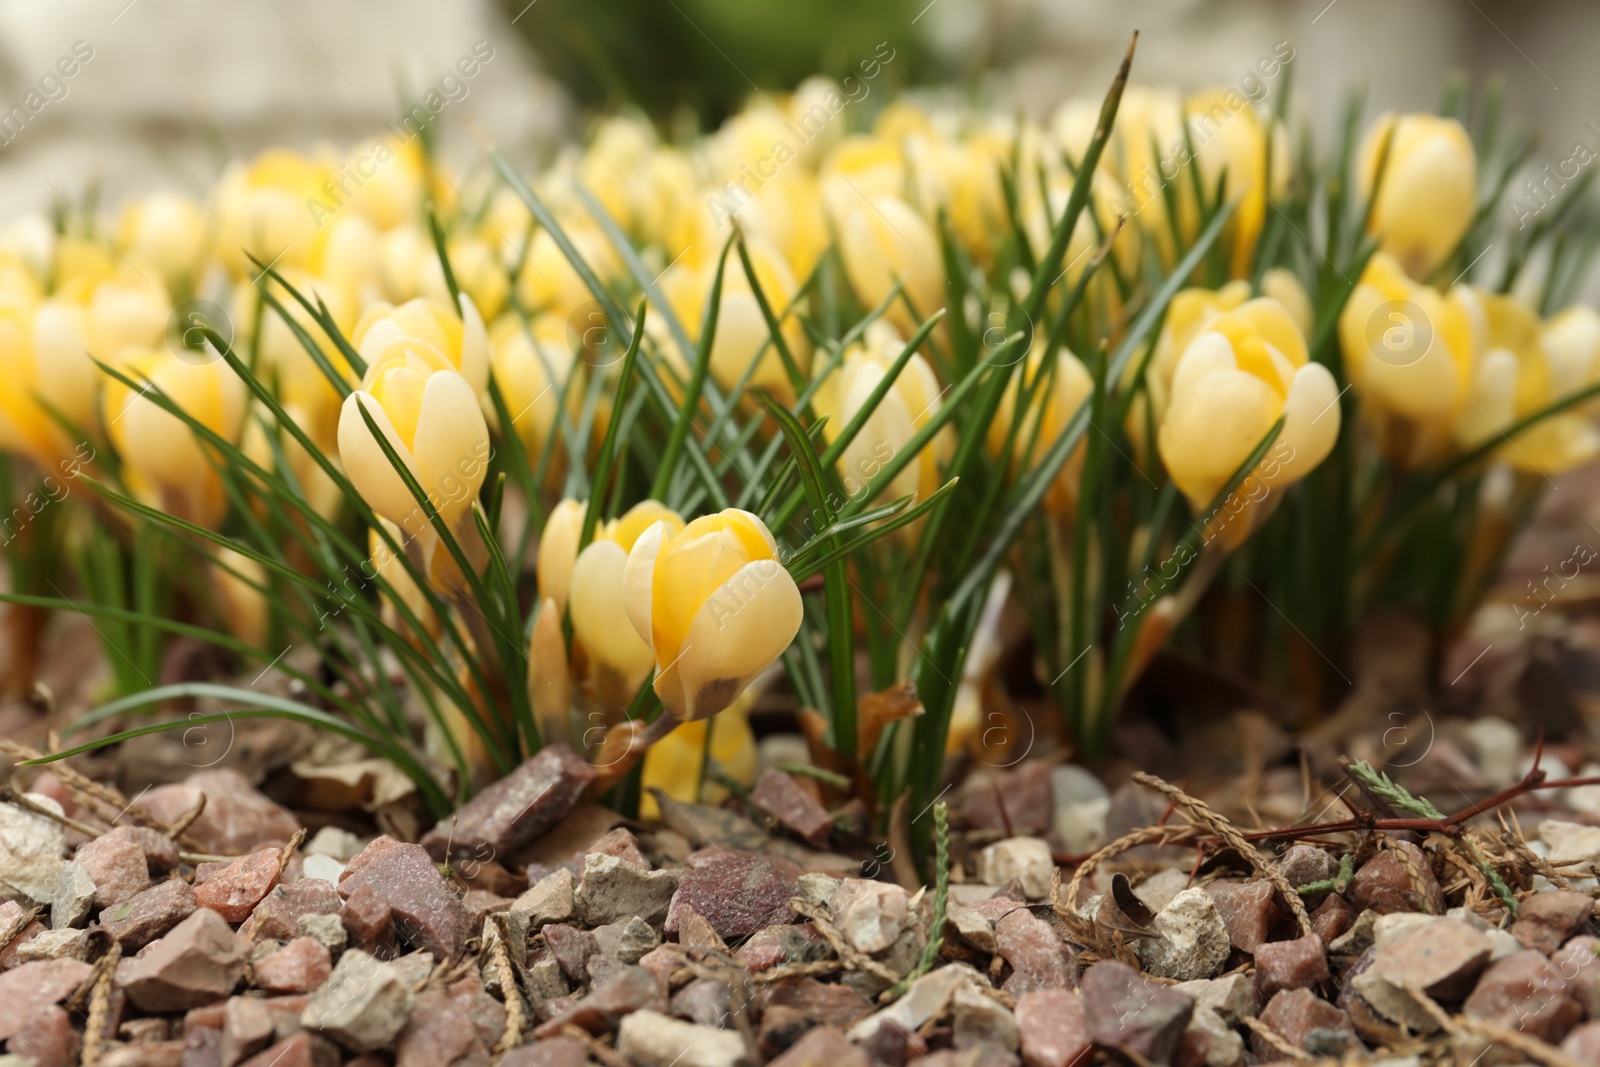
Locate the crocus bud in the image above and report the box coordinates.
[536,498,585,613]
[118,193,208,287]
[352,293,490,397]
[639,704,759,819]
[1542,305,1600,410]
[103,346,248,528]
[828,190,946,336]
[621,508,802,721]
[657,237,811,406]
[1454,292,1599,475]
[490,312,579,458]
[1338,252,1477,465]
[1158,296,1340,549]
[214,148,331,276]
[336,327,490,587]
[1358,113,1477,280]
[814,321,950,508]
[570,501,686,705]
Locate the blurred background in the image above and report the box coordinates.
[0,0,1585,223]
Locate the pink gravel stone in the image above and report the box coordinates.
[338,837,469,961]
[1463,949,1583,1045]
[664,850,800,941]
[1015,988,1091,1067]
[1346,842,1443,915]
[752,769,834,847]
[767,1026,871,1067]
[245,879,340,942]
[418,744,596,863]
[118,909,249,1012]
[395,988,493,1067]
[1510,890,1594,955]
[140,771,299,856]
[1255,934,1329,998]
[339,882,395,958]
[0,959,93,1040]
[8,1004,81,1067]
[252,937,332,994]
[75,826,153,908]
[194,850,282,924]
[1254,989,1353,1056]
[1205,880,1283,954]
[101,879,198,949]
[995,908,1077,994]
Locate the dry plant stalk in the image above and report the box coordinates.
[790,898,902,984]
[490,914,525,1052]
[1131,772,1313,934]
[1058,822,1203,914]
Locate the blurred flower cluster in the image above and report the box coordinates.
[6,52,1599,821]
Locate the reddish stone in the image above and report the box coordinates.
[766,1025,871,1067]
[664,850,801,941]
[1463,949,1583,1045]
[1255,934,1328,998]
[419,745,596,863]
[221,996,274,1067]
[1015,989,1091,1067]
[498,1037,589,1067]
[1511,890,1594,955]
[252,938,331,994]
[8,1004,81,1067]
[531,966,667,1037]
[542,924,599,983]
[1081,961,1193,1064]
[447,975,506,1050]
[338,837,469,961]
[75,826,153,907]
[461,889,513,933]
[236,1033,336,1067]
[674,903,727,954]
[957,761,1054,835]
[194,850,282,924]
[183,1025,223,1067]
[140,771,299,856]
[118,909,249,1012]
[1309,893,1353,944]
[752,769,834,847]
[0,959,93,1039]
[245,879,340,942]
[1254,989,1353,1056]
[1205,880,1282,954]
[760,977,873,1029]
[1562,1021,1600,1063]
[1552,936,1600,1017]
[339,882,395,957]
[995,908,1077,994]
[101,879,199,949]
[1278,847,1336,888]
[0,920,46,970]
[586,828,650,870]
[395,988,492,1067]
[1346,842,1443,915]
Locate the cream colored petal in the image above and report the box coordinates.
[337,389,423,528]
[529,597,572,749]
[621,518,670,647]
[672,558,803,721]
[571,540,657,687]
[357,319,406,380]
[457,293,490,394]
[1169,331,1239,401]
[536,498,585,613]
[1270,362,1341,486]
[412,370,490,524]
